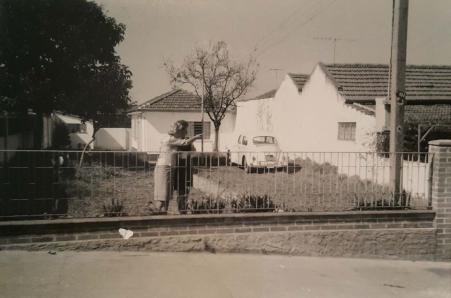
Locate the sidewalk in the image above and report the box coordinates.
[0,251,450,298]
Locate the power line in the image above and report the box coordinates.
[256,0,338,58]
[254,0,318,50]
[257,1,331,57]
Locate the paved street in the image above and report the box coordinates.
[0,251,450,298]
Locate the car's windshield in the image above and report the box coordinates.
[252,136,276,144]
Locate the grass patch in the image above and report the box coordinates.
[193,158,407,212]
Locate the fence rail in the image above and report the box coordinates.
[0,150,432,220]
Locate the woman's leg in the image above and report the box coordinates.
[153,165,170,212]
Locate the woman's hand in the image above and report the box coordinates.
[184,133,203,145]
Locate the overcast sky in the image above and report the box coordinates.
[95,0,451,104]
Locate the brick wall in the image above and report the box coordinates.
[0,211,436,260]
[429,139,451,260]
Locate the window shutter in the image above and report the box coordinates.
[187,122,195,138]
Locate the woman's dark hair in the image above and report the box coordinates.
[168,120,189,135]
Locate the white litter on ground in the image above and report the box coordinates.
[118,228,133,240]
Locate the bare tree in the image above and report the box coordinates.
[166,41,258,151]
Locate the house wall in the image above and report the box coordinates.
[69,133,93,149]
[235,98,274,134]
[130,111,236,152]
[0,132,34,151]
[95,128,130,150]
[0,132,34,163]
[273,65,376,152]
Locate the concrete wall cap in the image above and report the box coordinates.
[428,139,451,147]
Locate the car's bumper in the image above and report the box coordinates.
[249,161,288,168]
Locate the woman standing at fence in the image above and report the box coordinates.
[153,120,202,213]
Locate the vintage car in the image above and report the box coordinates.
[228,132,288,172]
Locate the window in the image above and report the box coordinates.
[242,135,248,146]
[187,121,210,140]
[252,136,276,144]
[338,122,356,141]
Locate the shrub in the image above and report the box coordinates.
[187,193,275,214]
[103,198,126,217]
[187,196,226,214]
[230,194,275,213]
[353,190,411,210]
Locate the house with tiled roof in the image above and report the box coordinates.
[272,62,451,152]
[127,89,236,151]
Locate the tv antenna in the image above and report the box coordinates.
[313,36,357,63]
[269,68,284,86]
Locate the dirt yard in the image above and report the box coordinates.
[62,157,417,217]
[66,167,154,218]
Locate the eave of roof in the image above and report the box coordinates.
[239,89,277,102]
[347,103,451,125]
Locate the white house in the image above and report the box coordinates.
[272,66,376,152]
[269,63,451,197]
[272,63,451,152]
[128,89,236,152]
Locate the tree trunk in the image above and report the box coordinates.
[78,137,95,169]
[214,126,220,152]
[78,127,97,170]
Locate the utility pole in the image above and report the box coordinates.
[313,37,356,64]
[389,0,409,202]
[2,111,8,167]
[200,82,205,153]
[2,111,7,150]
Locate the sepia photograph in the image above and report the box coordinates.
[0,0,451,297]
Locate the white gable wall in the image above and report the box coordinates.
[272,75,302,150]
[273,65,376,152]
[235,97,274,134]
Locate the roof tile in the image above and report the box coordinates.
[288,73,309,91]
[323,63,451,103]
[131,89,201,112]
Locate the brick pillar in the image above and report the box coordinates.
[429,139,451,260]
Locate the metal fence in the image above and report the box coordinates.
[0,150,432,220]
